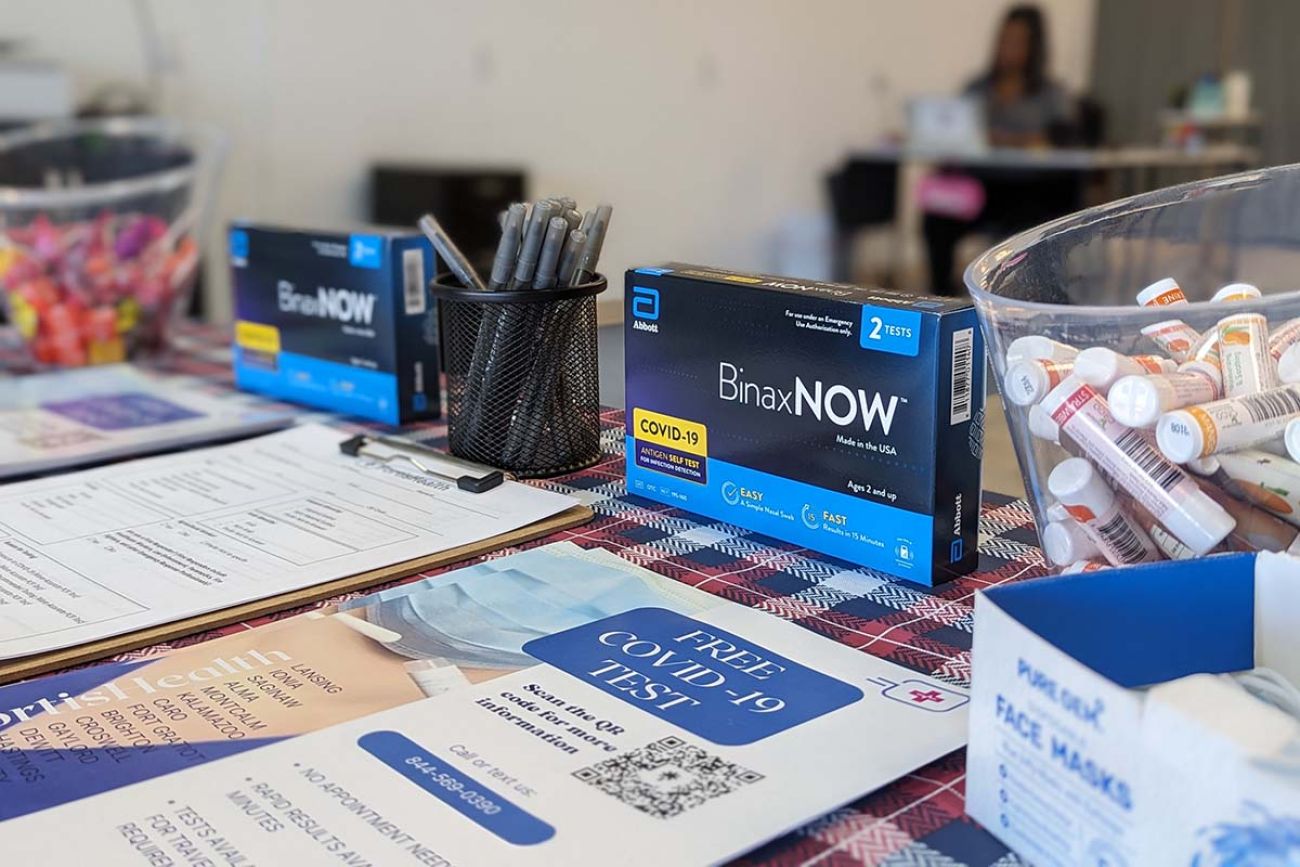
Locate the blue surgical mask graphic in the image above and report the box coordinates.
[363,554,684,667]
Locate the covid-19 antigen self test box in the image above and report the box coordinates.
[624,264,985,585]
[229,224,439,425]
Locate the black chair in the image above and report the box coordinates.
[825,158,898,283]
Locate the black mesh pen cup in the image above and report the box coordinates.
[430,273,605,478]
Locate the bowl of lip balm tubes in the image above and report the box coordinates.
[968,164,1300,573]
[0,118,225,367]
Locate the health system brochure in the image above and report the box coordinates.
[0,423,576,659]
[0,364,294,479]
[0,543,970,866]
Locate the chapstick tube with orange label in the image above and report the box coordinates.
[1040,375,1235,555]
[1005,358,1073,406]
[1005,335,1079,366]
[1136,277,1188,307]
[1210,449,1300,528]
[1278,343,1300,385]
[1141,319,1202,363]
[1218,312,1278,397]
[1269,318,1300,361]
[1212,283,1262,303]
[1073,347,1175,390]
[1156,384,1300,463]
[1062,559,1109,574]
[1048,457,1159,565]
[1042,503,1102,565]
[1107,366,1222,429]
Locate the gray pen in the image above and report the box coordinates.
[571,204,611,286]
[489,203,526,290]
[563,207,581,233]
[511,200,556,288]
[532,217,569,289]
[556,229,587,287]
[418,213,487,291]
[579,209,595,235]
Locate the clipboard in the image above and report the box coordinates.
[0,503,593,686]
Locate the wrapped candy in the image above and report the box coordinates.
[0,211,197,367]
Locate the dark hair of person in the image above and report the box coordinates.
[989,4,1048,93]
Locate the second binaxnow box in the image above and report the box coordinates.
[624,264,985,585]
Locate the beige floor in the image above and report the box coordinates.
[982,395,1027,500]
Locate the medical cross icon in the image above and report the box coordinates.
[909,689,945,704]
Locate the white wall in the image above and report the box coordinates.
[5,0,1095,319]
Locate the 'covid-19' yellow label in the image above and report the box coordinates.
[632,408,708,457]
[235,320,282,354]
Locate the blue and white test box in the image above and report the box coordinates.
[624,264,985,585]
[229,223,439,425]
[968,553,1300,865]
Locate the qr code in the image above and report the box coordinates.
[572,736,764,819]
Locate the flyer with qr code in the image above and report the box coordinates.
[0,542,969,866]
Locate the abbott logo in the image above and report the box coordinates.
[632,286,660,320]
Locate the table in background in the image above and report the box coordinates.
[38,326,1052,867]
[830,143,1259,284]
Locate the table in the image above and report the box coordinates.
[832,143,1259,285]
[48,326,1054,866]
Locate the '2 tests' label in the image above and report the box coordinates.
[525,608,863,746]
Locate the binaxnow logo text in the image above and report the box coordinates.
[277,279,377,325]
[718,361,905,435]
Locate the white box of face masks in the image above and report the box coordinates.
[967,552,1300,867]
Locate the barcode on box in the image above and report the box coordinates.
[402,248,426,315]
[950,327,974,425]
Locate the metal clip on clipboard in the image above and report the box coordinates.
[338,434,505,493]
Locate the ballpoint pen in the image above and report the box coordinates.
[418,213,487,291]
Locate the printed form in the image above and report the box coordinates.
[0,423,577,659]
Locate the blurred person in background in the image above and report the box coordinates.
[923,3,1079,295]
[967,4,1071,147]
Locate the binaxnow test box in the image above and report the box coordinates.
[968,553,1300,866]
[229,223,439,425]
[624,264,985,585]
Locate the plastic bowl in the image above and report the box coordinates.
[0,117,225,367]
[967,164,1300,571]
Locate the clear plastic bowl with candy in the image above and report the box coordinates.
[0,118,225,367]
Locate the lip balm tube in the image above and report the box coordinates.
[1212,283,1262,303]
[1062,559,1109,574]
[1193,476,1300,554]
[1190,329,1222,367]
[1156,383,1300,463]
[1211,449,1300,528]
[1269,318,1300,362]
[1107,366,1222,429]
[1041,519,1103,566]
[1136,277,1188,307]
[1278,343,1300,385]
[1005,335,1079,367]
[1041,504,1103,566]
[1027,403,1062,442]
[1005,358,1074,406]
[1141,319,1202,363]
[1218,312,1278,397]
[1048,458,1159,565]
[1041,375,1235,555]
[1073,347,1176,390]
[1285,418,1300,463]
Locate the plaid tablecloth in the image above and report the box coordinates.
[44,326,1053,867]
